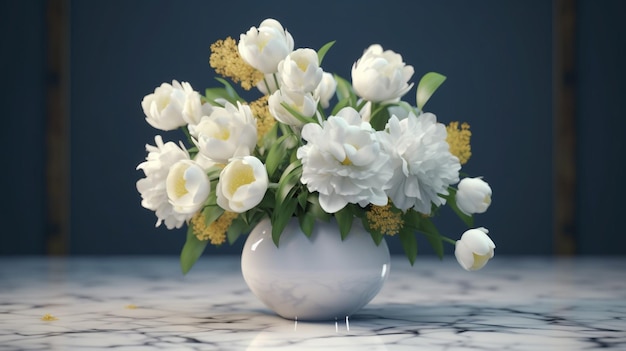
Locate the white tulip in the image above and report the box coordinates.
[141,80,192,131]
[454,228,495,271]
[268,89,318,127]
[136,136,190,229]
[238,18,294,74]
[182,89,213,126]
[351,44,414,103]
[216,156,269,213]
[278,48,323,93]
[314,72,337,109]
[165,160,211,215]
[190,102,257,164]
[455,177,492,215]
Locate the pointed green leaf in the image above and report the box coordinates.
[276,161,303,203]
[398,227,418,265]
[335,205,354,240]
[317,40,336,65]
[369,103,392,131]
[271,198,298,246]
[204,88,229,106]
[215,77,244,103]
[298,212,316,237]
[306,195,331,222]
[334,75,355,105]
[416,72,446,111]
[265,134,292,178]
[180,225,208,275]
[202,205,225,227]
[420,217,444,259]
[403,209,444,259]
[226,217,247,245]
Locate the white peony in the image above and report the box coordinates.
[351,44,414,103]
[455,177,492,215]
[165,160,211,215]
[216,156,269,213]
[297,107,392,213]
[277,48,323,93]
[141,80,193,131]
[455,227,495,271]
[314,72,337,109]
[136,135,190,229]
[379,112,460,213]
[238,18,294,74]
[190,101,257,164]
[268,88,318,127]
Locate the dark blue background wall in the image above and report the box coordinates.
[2,0,625,256]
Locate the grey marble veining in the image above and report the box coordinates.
[0,256,624,350]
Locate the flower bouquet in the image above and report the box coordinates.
[136,18,495,275]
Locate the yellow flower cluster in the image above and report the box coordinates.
[41,314,58,321]
[191,211,238,245]
[446,121,472,165]
[209,37,264,91]
[366,203,404,236]
[249,95,275,143]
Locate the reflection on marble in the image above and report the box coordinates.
[0,256,625,350]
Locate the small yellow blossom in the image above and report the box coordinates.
[366,203,404,236]
[191,211,238,245]
[125,304,138,309]
[446,121,472,165]
[209,37,264,91]
[41,313,58,321]
[249,96,275,143]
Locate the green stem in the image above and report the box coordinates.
[272,73,280,91]
[442,236,457,245]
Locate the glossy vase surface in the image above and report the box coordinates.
[241,217,390,321]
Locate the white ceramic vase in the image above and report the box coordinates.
[241,217,390,321]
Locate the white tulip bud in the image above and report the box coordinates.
[455,227,495,271]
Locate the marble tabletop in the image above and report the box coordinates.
[0,255,624,350]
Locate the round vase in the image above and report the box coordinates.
[241,217,390,321]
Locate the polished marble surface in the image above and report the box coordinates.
[0,255,624,350]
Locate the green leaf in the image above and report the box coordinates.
[398,227,418,265]
[331,97,352,116]
[306,195,331,222]
[443,187,475,227]
[202,205,224,227]
[226,217,248,245]
[403,210,444,259]
[215,77,244,103]
[280,102,318,125]
[334,75,355,105]
[420,217,444,259]
[180,225,208,275]
[265,134,292,178]
[204,88,229,106]
[361,216,384,245]
[335,205,354,240]
[276,160,302,198]
[317,40,336,65]
[369,103,392,131]
[271,198,298,246]
[298,212,316,237]
[416,72,446,111]
[297,188,309,209]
